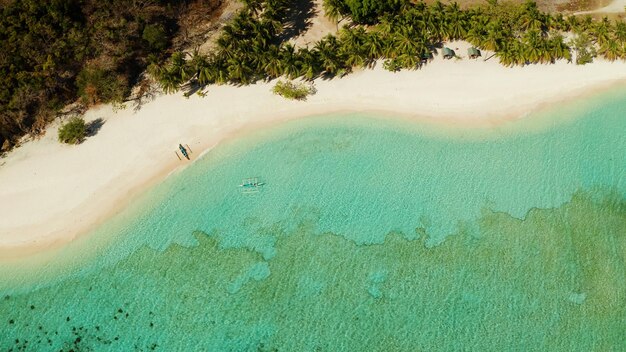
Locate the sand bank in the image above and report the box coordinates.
[1,41,626,258]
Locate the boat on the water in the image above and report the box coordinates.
[239,177,265,193]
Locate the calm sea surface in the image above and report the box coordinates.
[1,88,625,351]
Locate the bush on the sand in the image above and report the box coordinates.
[58,117,87,145]
[272,81,316,100]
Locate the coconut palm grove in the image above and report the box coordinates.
[150,0,626,92]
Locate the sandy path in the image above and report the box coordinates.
[290,0,340,48]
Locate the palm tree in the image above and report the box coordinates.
[198,55,225,85]
[593,18,612,48]
[566,15,579,31]
[548,13,568,32]
[395,53,419,69]
[189,49,209,80]
[523,29,545,63]
[344,49,365,68]
[264,46,283,78]
[241,0,263,17]
[316,38,344,75]
[338,28,360,52]
[279,44,301,79]
[598,39,621,61]
[158,70,181,94]
[340,27,369,65]
[497,41,522,66]
[402,8,426,33]
[250,20,272,49]
[219,12,254,48]
[423,9,441,42]
[446,15,466,40]
[298,47,321,80]
[444,2,466,40]
[248,45,269,73]
[263,0,288,22]
[518,1,546,33]
[578,15,594,32]
[548,34,571,62]
[363,32,384,61]
[197,66,213,85]
[429,1,448,41]
[375,17,394,41]
[227,58,253,84]
[482,28,502,52]
[614,21,626,44]
[213,64,229,85]
[147,62,165,81]
[393,29,421,56]
[261,17,283,39]
[322,0,344,30]
[170,52,192,83]
[465,27,485,47]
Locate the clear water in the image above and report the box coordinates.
[1,88,625,351]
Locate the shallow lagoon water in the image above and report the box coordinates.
[1,88,625,351]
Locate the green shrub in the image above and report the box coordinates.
[58,117,87,144]
[383,59,401,72]
[272,81,316,100]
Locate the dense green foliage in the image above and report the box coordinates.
[272,80,316,100]
[58,117,87,145]
[152,0,626,95]
[343,0,404,24]
[0,0,216,151]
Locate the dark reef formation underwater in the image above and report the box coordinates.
[1,189,624,351]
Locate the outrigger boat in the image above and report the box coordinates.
[239,177,265,193]
[179,144,189,160]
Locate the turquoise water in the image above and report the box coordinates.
[1,88,625,351]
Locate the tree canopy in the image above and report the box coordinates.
[58,117,87,145]
[0,0,220,152]
[151,0,626,96]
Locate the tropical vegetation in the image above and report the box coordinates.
[58,117,87,145]
[150,0,625,95]
[0,0,221,152]
[272,80,316,100]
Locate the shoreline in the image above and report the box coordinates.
[2,43,626,260]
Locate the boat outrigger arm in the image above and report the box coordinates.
[179,144,189,160]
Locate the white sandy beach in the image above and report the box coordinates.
[1,39,626,258]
